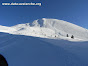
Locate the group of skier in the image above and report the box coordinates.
[67,34,74,39]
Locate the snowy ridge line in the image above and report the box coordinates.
[0,18,88,41]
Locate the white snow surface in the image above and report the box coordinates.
[0,18,88,41]
[0,18,88,66]
[0,32,88,66]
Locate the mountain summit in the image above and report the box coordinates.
[0,18,88,41]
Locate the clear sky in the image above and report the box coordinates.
[0,0,88,29]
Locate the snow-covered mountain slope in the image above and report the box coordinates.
[0,18,88,41]
[0,25,16,33]
[30,18,88,40]
[0,32,88,66]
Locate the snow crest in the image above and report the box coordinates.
[0,18,88,41]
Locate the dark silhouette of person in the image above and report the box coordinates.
[71,35,74,39]
[0,54,8,66]
[67,34,69,37]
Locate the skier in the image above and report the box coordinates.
[71,35,74,39]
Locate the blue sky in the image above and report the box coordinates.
[0,0,88,29]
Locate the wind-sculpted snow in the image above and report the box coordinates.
[0,32,88,66]
[0,18,88,41]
